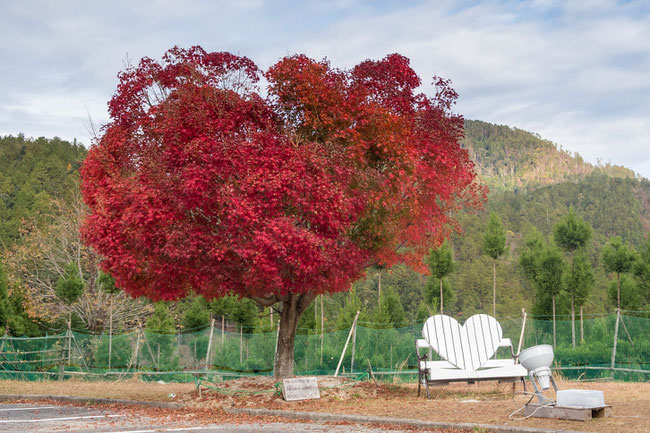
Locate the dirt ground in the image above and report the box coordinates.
[1,376,648,433]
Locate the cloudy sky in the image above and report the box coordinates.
[1,0,649,177]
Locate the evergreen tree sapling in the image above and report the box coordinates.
[378,287,406,326]
[181,297,211,366]
[519,228,545,283]
[482,212,506,318]
[632,234,650,309]
[0,261,36,336]
[608,274,642,311]
[145,302,178,370]
[553,208,592,253]
[0,261,12,334]
[98,271,120,369]
[536,246,565,348]
[553,208,592,347]
[182,296,211,331]
[425,240,455,314]
[336,289,368,330]
[520,234,565,349]
[602,236,637,310]
[55,262,84,325]
[423,277,452,315]
[565,250,594,344]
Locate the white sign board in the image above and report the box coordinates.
[282,377,320,401]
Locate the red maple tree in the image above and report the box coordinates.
[81,46,483,377]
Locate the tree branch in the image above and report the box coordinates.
[249,295,278,307]
[296,292,317,316]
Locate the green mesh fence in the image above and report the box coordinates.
[0,313,648,382]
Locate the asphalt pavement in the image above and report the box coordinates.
[0,402,446,433]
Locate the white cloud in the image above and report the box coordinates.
[1,0,649,177]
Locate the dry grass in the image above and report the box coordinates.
[1,377,648,433]
[0,377,196,401]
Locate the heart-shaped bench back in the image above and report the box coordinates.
[422,314,503,371]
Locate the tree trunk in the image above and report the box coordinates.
[377,272,382,306]
[108,300,113,370]
[320,294,324,366]
[580,305,584,344]
[616,272,621,310]
[552,294,557,349]
[221,315,225,349]
[571,296,575,348]
[439,278,444,314]
[611,309,620,369]
[492,259,497,319]
[67,313,72,364]
[273,292,316,379]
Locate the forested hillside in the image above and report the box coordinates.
[1,121,649,339]
[0,135,86,248]
[463,119,639,193]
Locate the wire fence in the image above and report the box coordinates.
[0,313,647,382]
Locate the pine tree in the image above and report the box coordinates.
[55,262,84,325]
[633,234,650,307]
[423,278,453,315]
[536,245,565,348]
[565,250,594,344]
[553,208,592,346]
[145,302,178,370]
[425,240,455,314]
[380,287,406,326]
[602,236,637,311]
[182,296,210,331]
[335,289,368,330]
[520,235,565,348]
[608,275,642,311]
[553,208,592,252]
[519,228,545,283]
[97,271,120,369]
[0,261,13,334]
[483,212,506,318]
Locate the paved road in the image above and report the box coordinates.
[0,402,442,432]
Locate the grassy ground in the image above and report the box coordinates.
[0,376,648,433]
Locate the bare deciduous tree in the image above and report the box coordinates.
[6,188,149,332]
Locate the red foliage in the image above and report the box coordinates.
[81,46,483,302]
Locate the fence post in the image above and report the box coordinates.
[58,326,67,381]
[335,311,359,377]
[67,321,72,365]
[272,325,280,377]
[620,314,634,344]
[0,327,7,353]
[552,296,557,349]
[611,309,620,370]
[580,306,584,344]
[108,301,113,371]
[142,331,160,371]
[221,315,225,349]
[320,295,324,366]
[350,320,357,373]
[71,332,90,373]
[239,325,243,364]
[133,328,141,372]
[205,318,215,371]
[516,309,527,357]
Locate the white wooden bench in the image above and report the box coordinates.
[416,314,527,398]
